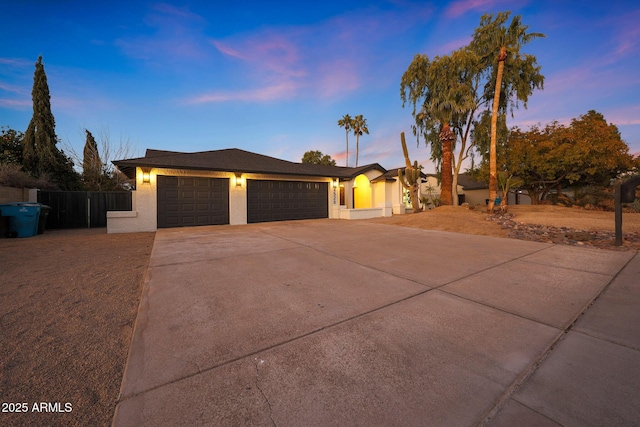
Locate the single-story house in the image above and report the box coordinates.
[108,148,428,233]
[456,172,488,206]
[456,172,533,206]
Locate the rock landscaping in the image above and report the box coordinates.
[487,213,640,251]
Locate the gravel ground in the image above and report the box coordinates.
[0,229,155,427]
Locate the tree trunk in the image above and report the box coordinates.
[345,131,349,167]
[410,182,421,213]
[488,47,507,213]
[355,134,359,167]
[452,172,459,206]
[529,189,540,205]
[439,123,454,205]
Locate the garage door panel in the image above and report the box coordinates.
[157,175,229,228]
[247,179,328,224]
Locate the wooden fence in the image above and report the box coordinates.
[37,191,132,229]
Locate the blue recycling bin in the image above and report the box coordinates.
[0,203,41,238]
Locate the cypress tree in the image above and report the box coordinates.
[83,129,103,190]
[22,56,80,189]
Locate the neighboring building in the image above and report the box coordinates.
[456,172,489,206]
[456,172,532,206]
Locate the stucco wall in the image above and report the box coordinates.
[0,186,32,203]
[372,180,392,211]
[462,189,489,207]
[107,167,339,233]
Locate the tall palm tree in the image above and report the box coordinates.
[471,12,544,212]
[439,123,455,205]
[401,51,477,205]
[337,114,353,167]
[352,115,369,167]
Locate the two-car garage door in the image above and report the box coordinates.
[157,176,229,228]
[247,180,328,223]
[157,176,328,228]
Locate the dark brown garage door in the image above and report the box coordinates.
[247,180,328,223]
[157,176,229,228]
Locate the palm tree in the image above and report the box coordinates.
[471,12,544,212]
[352,115,369,167]
[439,123,455,205]
[401,51,477,205]
[337,114,353,167]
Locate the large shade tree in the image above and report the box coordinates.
[301,150,336,166]
[22,56,80,190]
[474,110,636,204]
[470,12,545,212]
[1,126,24,165]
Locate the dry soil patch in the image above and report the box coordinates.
[367,205,640,250]
[0,229,155,427]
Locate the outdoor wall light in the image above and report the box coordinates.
[332,179,339,188]
[235,172,243,187]
[141,167,152,184]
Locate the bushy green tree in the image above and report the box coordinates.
[473,111,636,204]
[302,150,336,166]
[1,126,24,165]
[22,56,80,190]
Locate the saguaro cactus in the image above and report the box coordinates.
[398,132,422,213]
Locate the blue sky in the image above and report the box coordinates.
[2,0,639,173]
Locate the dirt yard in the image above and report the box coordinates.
[1,205,638,426]
[367,205,640,250]
[0,229,155,427]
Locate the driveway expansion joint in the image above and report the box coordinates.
[479,251,638,425]
[252,357,276,427]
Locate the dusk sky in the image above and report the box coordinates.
[2,0,639,173]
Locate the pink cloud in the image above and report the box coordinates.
[0,82,28,95]
[603,105,640,126]
[431,36,472,56]
[316,59,360,98]
[213,34,306,78]
[187,81,301,103]
[116,3,208,63]
[444,0,523,18]
[0,57,32,67]
[152,3,204,21]
[193,4,434,105]
[610,10,640,63]
[0,98,31,109]
[0,80,30,110]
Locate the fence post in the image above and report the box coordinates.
[614,183,622,246]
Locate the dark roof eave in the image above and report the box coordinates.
[113,148,389,180]
[112,160,355,180]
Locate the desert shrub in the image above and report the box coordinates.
[0,164,57,189]
[572,186,614,211]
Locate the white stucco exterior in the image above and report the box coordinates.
[108,167,340,233]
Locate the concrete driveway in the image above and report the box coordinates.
[113,220,640,426]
